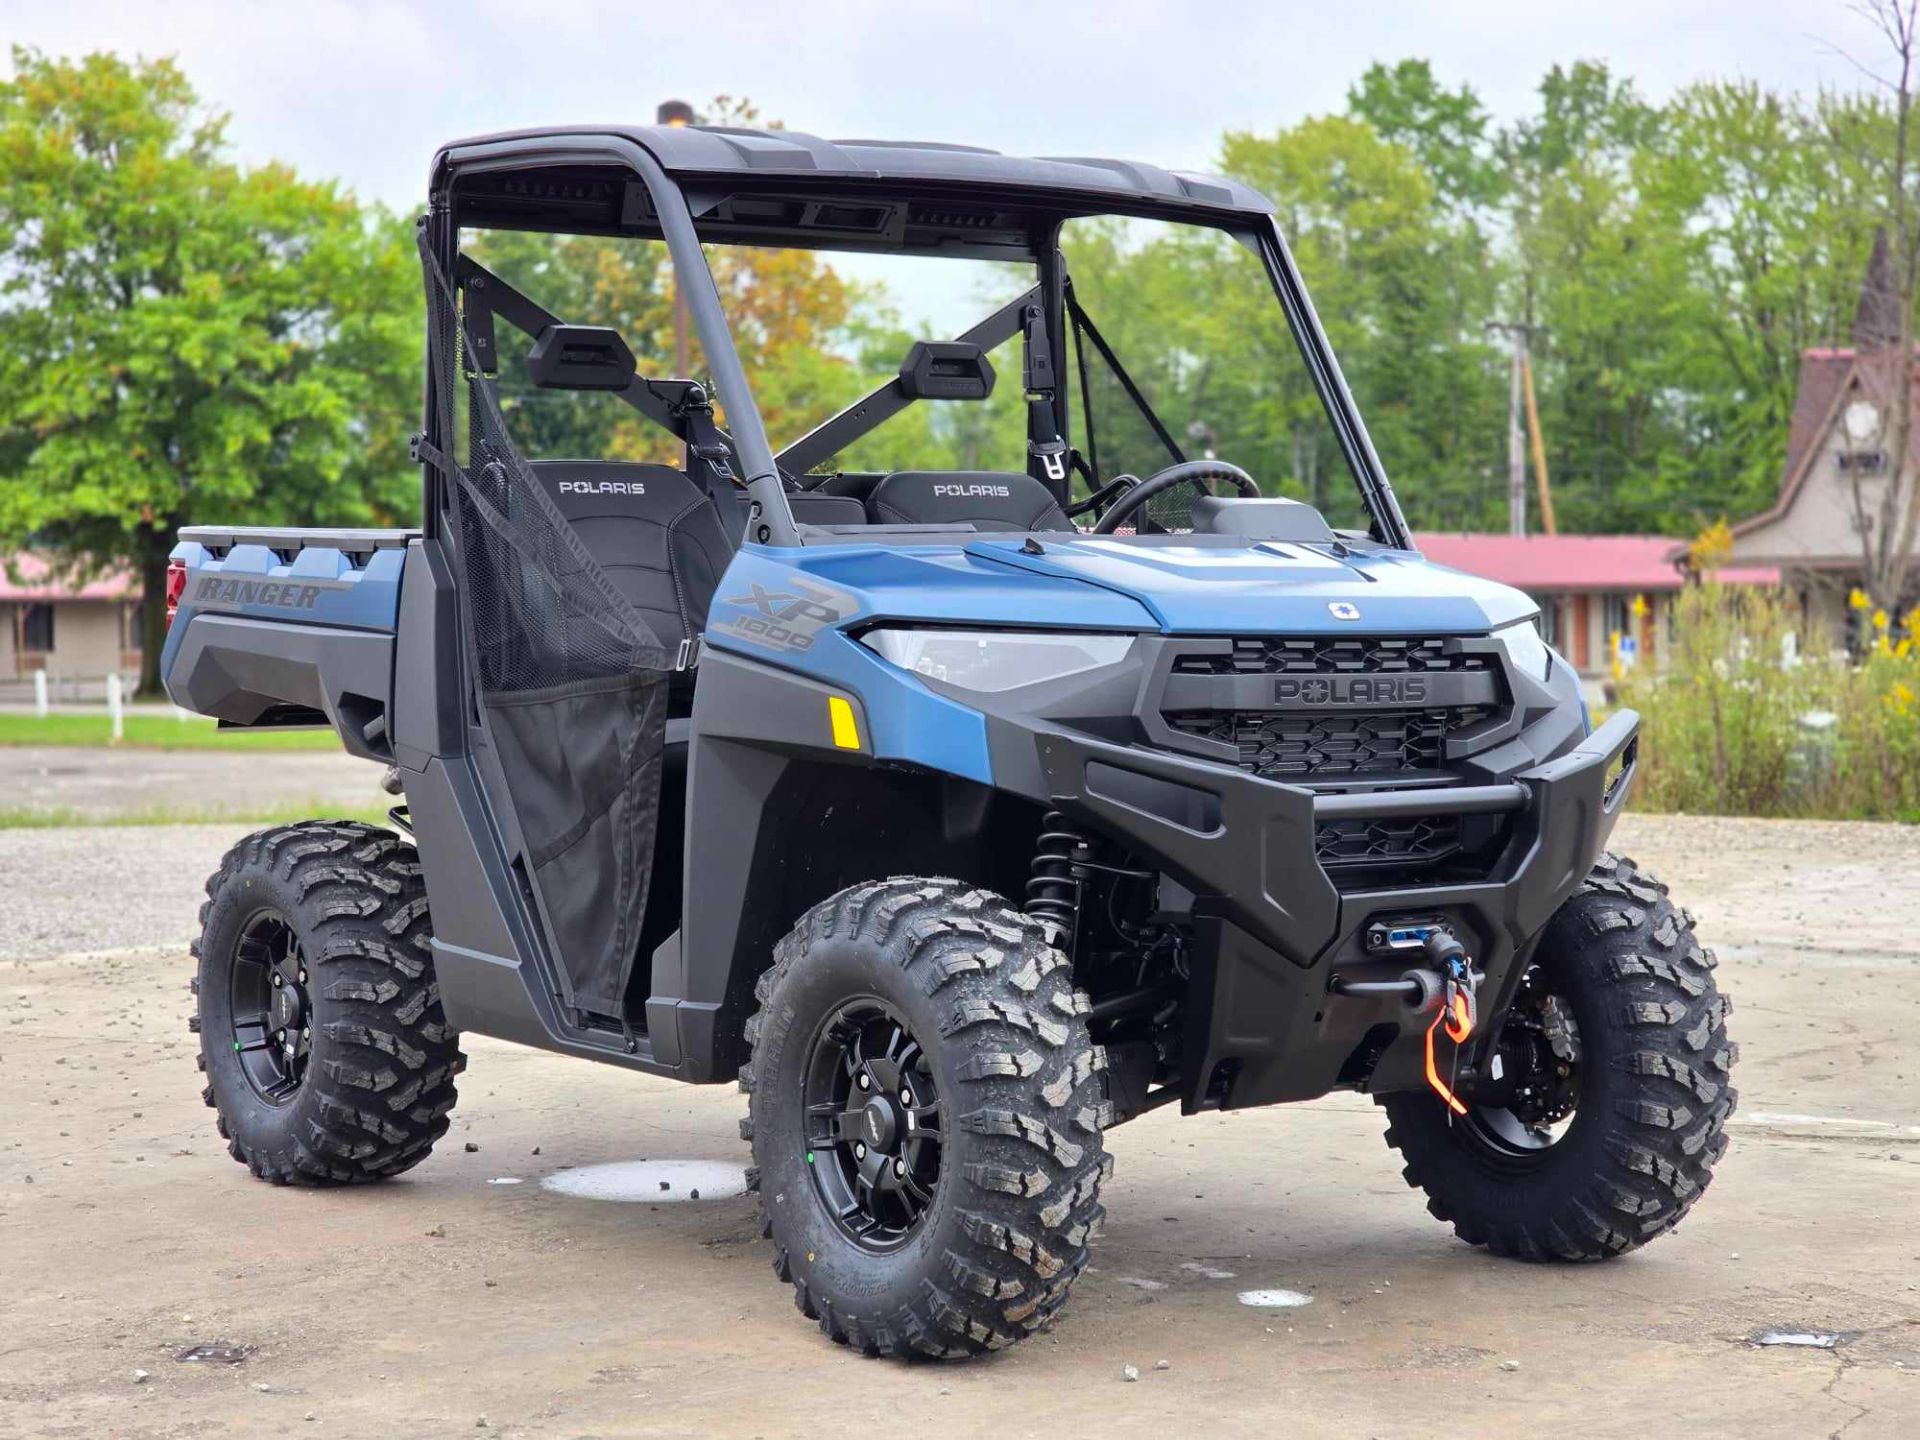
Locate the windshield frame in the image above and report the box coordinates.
[429,134,1413,551]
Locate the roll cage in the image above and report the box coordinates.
[421,125,1414,551]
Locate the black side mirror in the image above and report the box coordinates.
[526,324,637,391]
[897,340,995,401]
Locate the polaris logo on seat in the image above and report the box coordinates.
[558,480,644,496]
[931,483,1010,498]
[1274,676,1428,705]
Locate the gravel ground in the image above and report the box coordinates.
[2,812,1918,1437]
[0,825,260,963]
[0,745,382,822]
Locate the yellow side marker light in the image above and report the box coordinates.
[827,695,861,750]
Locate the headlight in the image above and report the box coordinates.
[1494,616,1555,682]
[859,627,1135,692]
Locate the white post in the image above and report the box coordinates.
[106,672,124,742]
[33,670,48,718]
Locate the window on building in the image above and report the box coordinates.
[1601,594,1631,643]
[122,603,145,652]
[1536,597,1560,647]
[21,603,54,653]
[1601,594,1633,668]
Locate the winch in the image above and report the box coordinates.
[1330,926,1482,1114]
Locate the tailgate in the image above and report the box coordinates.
[161,527,416,760]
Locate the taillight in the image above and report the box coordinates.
[165,558,188,627]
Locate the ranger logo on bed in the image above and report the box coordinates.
[192,575,348,610]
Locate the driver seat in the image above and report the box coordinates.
[866,470,1074,532]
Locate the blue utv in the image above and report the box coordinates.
[163,123,1735,1358]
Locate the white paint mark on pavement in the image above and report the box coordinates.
[1238,1289,1314,1309]
[1180,1262,1237,1279]
[540,1159,749,1203]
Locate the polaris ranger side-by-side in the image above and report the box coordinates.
[165,123,1735,1358]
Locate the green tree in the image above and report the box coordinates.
[0,50,417,694]
[1491,63,1699,531]
[1219,114,1504,527]
[1348,59,1504,211]
[1642,81,1878,525]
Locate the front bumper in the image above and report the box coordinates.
[1028,709,1641,1110]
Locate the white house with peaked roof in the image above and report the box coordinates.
[1725,236,1920,641]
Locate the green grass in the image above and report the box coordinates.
[0,801,394,830]
[0,712,343,750]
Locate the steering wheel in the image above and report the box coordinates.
[1090,460,1259,535]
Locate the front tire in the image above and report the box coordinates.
[1380,853,1736,1260]
[740,878,1111,1358]
[191,820,464,1185]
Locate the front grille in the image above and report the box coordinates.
[1163,637,1500,778]
[1315,815,1463,868]
[1155,635,1514,889]
[1166,708,1497,781]
[1170,637,1494,677]
[1313,810,1515,885]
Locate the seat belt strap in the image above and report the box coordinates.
[677,388,743,526]
[1022,303,1069,487]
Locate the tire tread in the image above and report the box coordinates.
[193,820,463,1186]
[1379,852,1734,1262]
[741,877,1107,1358]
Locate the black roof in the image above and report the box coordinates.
[435,124,1275,216]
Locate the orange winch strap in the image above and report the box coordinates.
[1424,992,1473,1116]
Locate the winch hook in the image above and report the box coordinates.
[1421,930,1479,1117]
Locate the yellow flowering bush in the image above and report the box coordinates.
[1620,582,1920,820]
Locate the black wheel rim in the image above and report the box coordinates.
[1459,965,1582,1168]
[801,998,943,1253]
[228,911,313,1105]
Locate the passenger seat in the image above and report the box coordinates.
[865,470,1073,532]
[528,460,733,666]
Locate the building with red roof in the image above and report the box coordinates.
[1416,533,1776,685]
[1,554,142,691]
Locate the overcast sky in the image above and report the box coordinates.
[1,1,1897,334]
[4,0,1894,211]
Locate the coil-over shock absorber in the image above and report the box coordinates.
[1026,810,1089,948]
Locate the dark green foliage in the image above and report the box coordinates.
[1250,60,1888,538]
[0,50,419,693]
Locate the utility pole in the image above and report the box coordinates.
[657,100,695,377]
[1486,322,1548,536]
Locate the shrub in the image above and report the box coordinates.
[1618,582,1920,821]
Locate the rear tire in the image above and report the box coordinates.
[1380,853,1736,1260]
[740,878,1111,1358]
[191,820,464,1185]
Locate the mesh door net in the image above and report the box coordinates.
[421,239,672,1020]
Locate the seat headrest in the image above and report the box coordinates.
[866,470,1072,532]
[528,461,707,524]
